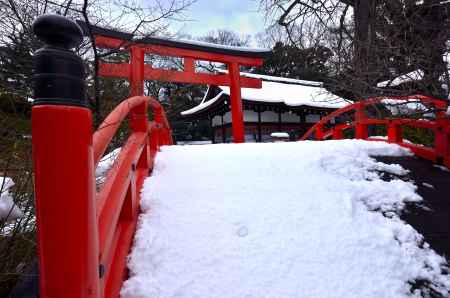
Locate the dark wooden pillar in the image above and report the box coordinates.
[278,110,282,131]
[257,108,262,142]
[221,114,226,143]
[299,111,306,138]
[300,111,306,123]
[210,116,215,144]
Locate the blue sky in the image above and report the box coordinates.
[173,0,267,41]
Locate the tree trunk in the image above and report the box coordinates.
[353,0,377,98]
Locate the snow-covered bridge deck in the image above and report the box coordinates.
[121,140,450,298]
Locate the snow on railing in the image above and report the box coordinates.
[300,95,450,168]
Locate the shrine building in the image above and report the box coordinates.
[181,72,350,142]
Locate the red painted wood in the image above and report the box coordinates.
[434,110,450,164]
[95,35,127,49]
[93,96,150,167]
[387,121,403,143]
[35,19,270,296]
[95,36,264,66]
[332,127,344,140]
[32,105,100,298]
[130,46,144,97]
[355,103,368,139]
[29,95,172,298]
[95,33,267,145]
[31,28,267,296]
[401,143,437,162]
[141,64,262,88]
[99,62,262,88]
[184,57,195,73]
[300,95,450,167]
[97,132,146,263]
[228,62,245,143]
[99,63,130,78]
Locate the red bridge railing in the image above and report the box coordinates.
[93,96,172,297]
[301,95,450,167]
[31,15,172,297]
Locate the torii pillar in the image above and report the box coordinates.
[228,62,245,142]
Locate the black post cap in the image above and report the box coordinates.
[33,14,83,49]
[32,14,88,107]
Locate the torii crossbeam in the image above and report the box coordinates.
[78,23,271,143]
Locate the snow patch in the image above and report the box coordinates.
[0,177,23,221]
[270,132,289,138]
[96,148,121,184]
[217,69,323,86]
[433,164,450,172]
[181,91,224,116]
[381,98,428,116]
[377,70,424,88]
[422,182,435,189]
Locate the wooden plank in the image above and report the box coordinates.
[99,63,130,78]
[143,65,262,88]
[99,63,263,88]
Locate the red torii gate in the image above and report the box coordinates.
[80,23,271,143]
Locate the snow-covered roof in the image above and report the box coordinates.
[377,70,424,88]
[138,36,271,54]
[224,71,323,87]
[181,73,350,116]
[380,97,439,117]
[270,132,290,138]
[78,21,271,59]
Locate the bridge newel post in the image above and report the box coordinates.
[228,62,245,143]
[31,14,100,298]
[355,102,368,139]
[387,120,403,144]
[434,108,450,165]
[333,126,344,140]
[315,124,325,140]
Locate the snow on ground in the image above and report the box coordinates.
[370,135,423,147]
[433,164,450,172]
[0,177,23,221]
[270,132,290,138]
[176,140,213,146]
[121,140,450,298]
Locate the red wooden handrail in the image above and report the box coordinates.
[300,95,450,167]
[32,94,172,298]
[93,96,170,166]
[94,95,172,297]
